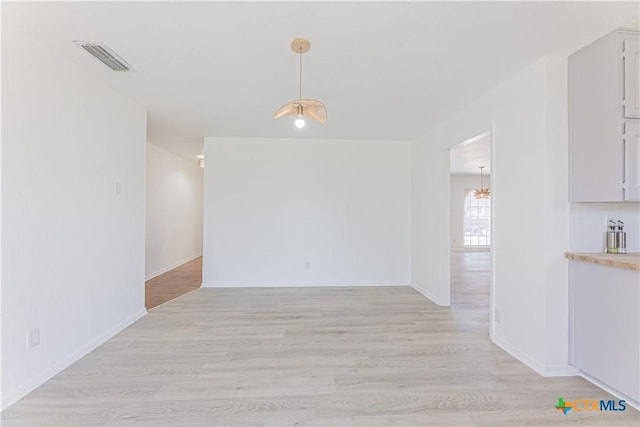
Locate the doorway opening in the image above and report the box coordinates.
[448,131,493,336]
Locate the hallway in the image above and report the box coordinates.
[145,257,203,310]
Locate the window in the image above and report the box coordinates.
[463,191,491,246]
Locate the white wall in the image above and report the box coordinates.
[450,174,491,251]
[203,137,411,287]
[146,143,203,280]
[1,25,147,409]
[412,56,573,376]
[412,129,449,303]
[569,203,640,252]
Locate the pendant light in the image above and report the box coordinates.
[274,38,327,128]
[473,166,490,199]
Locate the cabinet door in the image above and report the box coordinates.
[624,39,639,118]
[570,262,640,402]
[624,121,640,201]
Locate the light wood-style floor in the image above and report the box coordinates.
[2,253,637,426]
[145,256,203,310]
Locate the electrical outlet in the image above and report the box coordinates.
[494,309,502,324]
[27,328,40,350]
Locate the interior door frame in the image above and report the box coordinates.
[440,129,495,339]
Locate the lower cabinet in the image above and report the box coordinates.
[569,261,639,403]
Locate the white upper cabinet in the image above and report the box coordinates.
[624,39,639,119]
[569,29,640,202]
[624,121,640,200]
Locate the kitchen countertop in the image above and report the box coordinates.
[565,252,640,272]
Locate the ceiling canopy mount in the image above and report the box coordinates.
[291,38,310,54]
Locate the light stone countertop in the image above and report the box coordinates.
[565,252,640,272]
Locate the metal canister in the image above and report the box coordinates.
[616,231,627,254]
[606,231,618,254]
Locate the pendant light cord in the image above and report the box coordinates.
[298,51,303,100]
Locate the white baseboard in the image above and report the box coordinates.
[492,335,546,375]
[543,364,580,377]
[201,282,408,288]
[492,334,577,377]
[410,283,445,306]
[451,247,491,252]
[1,308,147,411]
[145,252,201,281]
[578,371,639,410]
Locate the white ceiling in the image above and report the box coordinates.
[450,133,491,175]
[3,1,638,159]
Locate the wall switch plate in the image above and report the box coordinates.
[304,261,311,270]
[115,181,121,195]
[27,328,40,350]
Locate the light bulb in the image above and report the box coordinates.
[295,114,305,128]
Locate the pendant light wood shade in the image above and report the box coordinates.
[273,99,327,123]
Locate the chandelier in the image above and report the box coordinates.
[473,166,490,199]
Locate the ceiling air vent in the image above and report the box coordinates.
[76,42,134,72]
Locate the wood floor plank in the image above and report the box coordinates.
[2,252,638,426]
